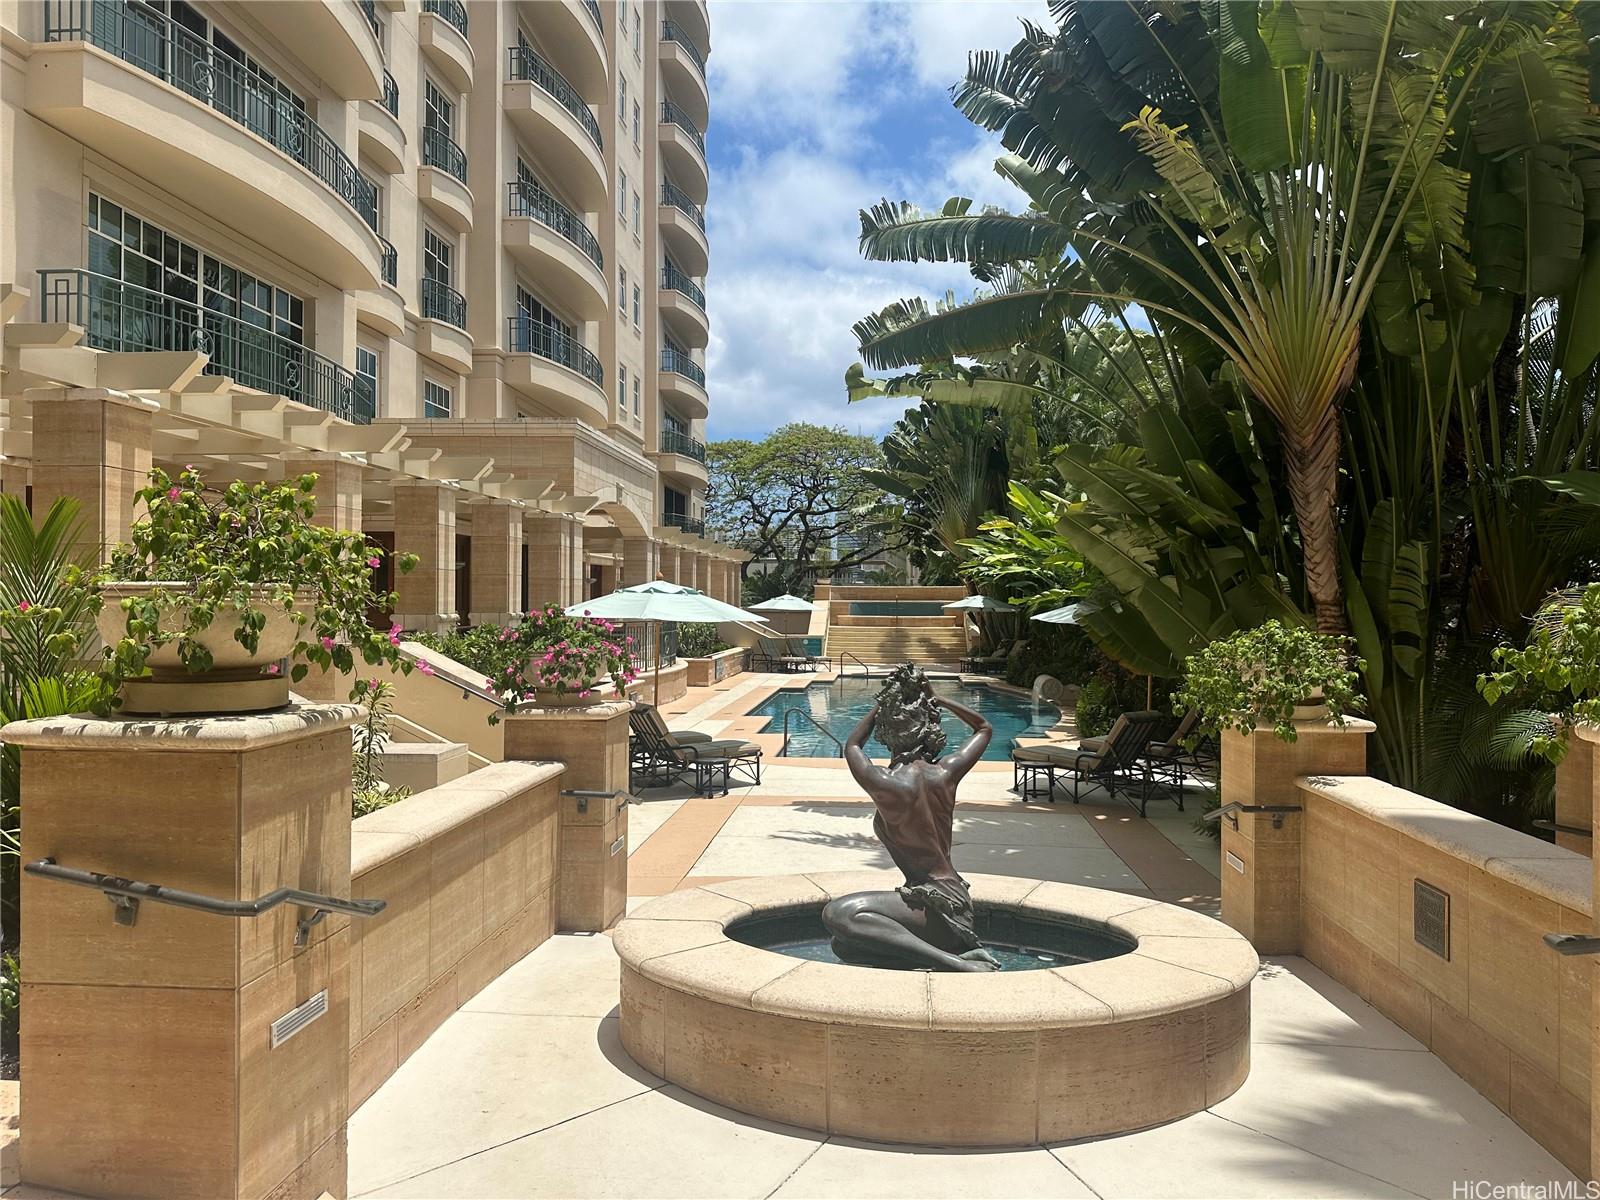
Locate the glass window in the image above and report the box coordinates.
[356,345,379,414]
[619,76,628,126]
[632,284,641,326]
[632,376,641,416]
[633,5,642,55]
[423,379,452,418]
[424,78,453,135]
[632,190,641,234]
[618,267,628,312]
[618,364,627,414]
[618,168,628,216]
[632,100,641,147]
[424,227,452,285]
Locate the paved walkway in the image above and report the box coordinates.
[348,673,1579,1199]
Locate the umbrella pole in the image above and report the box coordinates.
[1146,674,1153,709]
[653,622,661,707]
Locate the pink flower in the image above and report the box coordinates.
[387,623,402,646]
[367,556,381,569]
[320,636,335,651]
[579,689,592,698]
[166,487,180,501]
[418,661,435,676]
[264,663,281,676]
[16,601,30,613]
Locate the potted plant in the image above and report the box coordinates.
[86,466,418,715]
[1173,619,1365,744]
[1479,583,1600,762]
[478,604,636,717]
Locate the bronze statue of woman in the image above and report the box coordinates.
[821,665,1003,972]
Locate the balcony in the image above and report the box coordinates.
[33,4,382,289]
[659,262,709,348]
[663,512,706,536]
[358,70,406,175]
[420,0,473,93]
[505,47,606,211]
[518,1,608,98]
[245,0,383,101]
[504,182,608,321]
[383,68,400,116]
[660,21,708,131]
[665,0,710,58]
[505,316,608,423]
[659,181,709,276]
[358,237,406,336]
[420,127,473,230]
[652,427,709,488]
[660,346,708,420]
[659,101,707,203]
[39,269,370,423]
[419,278,471,372]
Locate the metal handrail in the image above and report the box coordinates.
[422,125,468,184]
[508,181,603,268]
[358,0,379,40]
[836,651,870,679]
[421,276,467,329]
[661,20,705,73]
[660,428,706,462]
[507,316,604,385]
[661,101,706,154]
[663,512,705,535]
[422,0,467,37]
[661,181,706,230]
[661,262,705,309]
[580,0,603,32]
[25,857,385,947]
[1204,801,1303,830]
[508,46,602,150]
[782,708,844,759]
[382,68,399,117]
[379,236,398,287]
[661,346,705,387]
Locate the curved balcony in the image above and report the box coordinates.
[419,278,472,372]
[504,183,607,321]
[420,127,473,230]
[505,47,606,212]
[659,263,709,348]
[662,512,706,537]
[40,269,370,423]
[505,316,607,423]
[518,0,608,98]
[357,237,406,336]
[660,21,708,131]
[246,0,383,100]
[659,182,709,277]
[659,102,708,203]
[651,428,709,488]
[420,0,474,93]
[30,15,380,289]
[665,0,710,58]
[358,71,406,175]
[660,347,708,420]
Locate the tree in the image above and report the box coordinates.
[705,424,890,596]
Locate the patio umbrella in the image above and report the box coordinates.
[941,595,1018,612]
[1029,602,1153,706]
[748,593,816,612]
[565,581,767,705]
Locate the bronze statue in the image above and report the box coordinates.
[822,665,1002,972]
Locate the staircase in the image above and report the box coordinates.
[824,624,967,667]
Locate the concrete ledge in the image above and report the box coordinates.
[381,740,469,794]
[0,702,359,751]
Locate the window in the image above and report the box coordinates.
[423,227,453,287]
[513,285,575,356]
[362,171,384,231]
[424,77,454,136]
[632,190,641,235]
[632,376,641,416]
[618,266,628,313]
[632,100,641,147]
[618,168,628,216]
[356,345,379,415]
[663,411,687,436]
[618,364,628,414]
[619,76,628,126]
[633,4,642,56]
[423,379,452,419]
[632,283,641,327]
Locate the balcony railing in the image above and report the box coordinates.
[661,21,705,75]
[508,182,603,269]
[358,0,379,40]
[507,316,604,387]
[422,125,468,184]
[661,346,705,388]
[379,236,397,287]
[623,620,676,669]
[508,46,602,151]
[581,0,603,32]
[661,262,705,310]
[44,1,378,234]
[660,428,706,463]
[382,68,399,116]
[422,0,467,37]
[39,269,369,423]
[421,277,467,329]
[663,512,705,536]
[660,101,705,155]
[660,181,706,231]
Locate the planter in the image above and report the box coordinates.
[527,688,611,708]
[97,582,314,715]
[686,647,747,688]
[1292,687,1328,724]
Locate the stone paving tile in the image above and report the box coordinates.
[950,842,1147,889]
[626,799,685,855]
[770,1139,1097,1199]
[463,932,621,1020]
[1249,956,1424,1052]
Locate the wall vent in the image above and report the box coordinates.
[271,989,329,1049]
[1414,879,1450,960]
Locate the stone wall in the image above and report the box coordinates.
[347,761,562,1111]
[1293,776,1591,1176]
[686,647,747,688]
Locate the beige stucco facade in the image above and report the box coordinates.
[0,0,739,619]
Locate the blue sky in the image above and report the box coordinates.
[701,0,1048,441]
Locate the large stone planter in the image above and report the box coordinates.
[686,647,747,688]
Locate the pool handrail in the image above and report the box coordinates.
[836,651,870,679]
[782,707,845,759]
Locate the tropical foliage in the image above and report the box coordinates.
[1480,583,1600,762]
[351,679,410,817]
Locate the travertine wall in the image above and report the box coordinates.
[685,647,747,687]
[347,761,562,1112]
[1293,776,1592,1177]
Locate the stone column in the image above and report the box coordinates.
[621,536,656,586]
[282,454,365,532]
[681,552,700,592]
[8,704,359,1199]
[524,512,578,610]
[29,387,155,556]
[468,501,522,626]
[1219,719,1374,955]
[1554,733,1595,856]
[503,703,632,932]
[567,518,586,603]
[391,480,457,633]
[656,543,680,585]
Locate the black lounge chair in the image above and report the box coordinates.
[754,635,810,673]
[1142,709,1209,801]
[628,710,763,796]
[1011,710,1168,813]
[629,703,714,778]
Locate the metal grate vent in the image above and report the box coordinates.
[271,989,329,1049]
[1414,880,1450,960]
[1225,851,1245,874]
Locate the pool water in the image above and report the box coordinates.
[751,677,1057,760]
[728,908,1135,972]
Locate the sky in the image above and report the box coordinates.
[701,0,1049,442]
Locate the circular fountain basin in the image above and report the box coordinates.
[614,871,1257,1147]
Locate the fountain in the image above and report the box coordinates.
[615,665,1255,1145]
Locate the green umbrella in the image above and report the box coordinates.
[1029,603,1081,624]
[748,593,817,612]
[942,595,1018,612]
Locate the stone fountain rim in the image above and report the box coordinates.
[613,870,1258,1033]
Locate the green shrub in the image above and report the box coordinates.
[352,679,410,817]
[1003,625,1100,688]
[411,623,508,678]
[678,622,729,658]
[1480,583,1600,762]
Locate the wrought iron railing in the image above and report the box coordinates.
[422,0,467,37]
[622,620,677,669]
[358,0,379,40]
[39,269,369,423]
[661,346,705,387]
[422,125,468,183]
[661,262,705,310]
[44,1,378,232]
[581,0,603,32]
[660,101,705,154]
[661,20,705,74]
[508,46,602,150]
[507,316,604,386]
[660,428,706,463]
[508,181,602,269]
[660,181,706,230]
[379,236,397,287]
[421,276,466,329]
[663,512,705,535]
[381,68,399,116]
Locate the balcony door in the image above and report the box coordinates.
[424,77,454,137]
[514,286,573,359]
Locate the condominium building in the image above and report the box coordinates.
[0,0,739,630]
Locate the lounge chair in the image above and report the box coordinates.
[629,712,763,796]
[1010,710,1168,813]
[960,649,1009,674]
[1142,709,1208,800]
[754,635,810,673]
[780,636,826,670]
[629,704,714,778]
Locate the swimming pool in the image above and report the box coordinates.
[751,677,1057,760]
